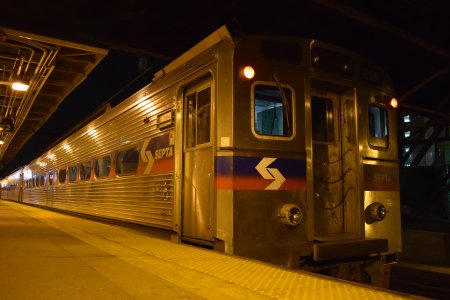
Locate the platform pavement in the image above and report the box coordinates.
[0,200,423,300]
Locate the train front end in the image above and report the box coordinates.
[224,35,400,287]
[222,37,310,267]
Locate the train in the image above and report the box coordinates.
[1,25,401,287]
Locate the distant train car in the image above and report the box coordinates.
[1,25,400,287]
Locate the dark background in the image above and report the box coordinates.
[1,0,449,175]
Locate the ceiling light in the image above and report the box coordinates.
[12,80,29,91]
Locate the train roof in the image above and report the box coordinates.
[152,26,234,80]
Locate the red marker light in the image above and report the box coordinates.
[389,97,398,109]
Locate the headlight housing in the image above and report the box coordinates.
[279,204,302,226]
[365,202,388,224]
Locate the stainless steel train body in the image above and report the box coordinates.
[1,26,401,286]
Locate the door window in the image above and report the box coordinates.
[368,104,388,148]
[311,96,335,142]
[185,86,211,148]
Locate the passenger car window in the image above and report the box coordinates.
[58,169,67,184]
[95,155,111,178]
[48,172,56,185]
[253,84,293,138]
[80,161,91,180]
[68,165,78,182]
[116,149,139,176]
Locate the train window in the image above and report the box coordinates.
[48,172,56,185]
[95,155,111,178]
[39,175,45,186]
[59,169,67,184]
[116,149,139,176]
[80,161,92,180]
[368,105,389,148]
[253,84,293,137]
[185,86,211,148]
[311,96,335,142]
[68,165,78,182]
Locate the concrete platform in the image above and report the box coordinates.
[0,200,421,300]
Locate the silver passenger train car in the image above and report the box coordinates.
[1,25,401,287]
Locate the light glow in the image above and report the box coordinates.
[389,97,398,109]
[37,161,47,167]
[63,144,72,153]
[87,129,99,139]
[12,81,29,91]
[241,66,255,80]
[12,171,21,180]
[24,169,32,180]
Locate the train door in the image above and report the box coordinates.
[181,79,214,244]
[311,89,359,240]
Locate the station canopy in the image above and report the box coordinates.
[0,28,107,170]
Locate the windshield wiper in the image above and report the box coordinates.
[272,73,291,133]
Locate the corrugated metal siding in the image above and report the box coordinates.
[1,189,20,201]
[24,174,174,228]
[22,85,176,229]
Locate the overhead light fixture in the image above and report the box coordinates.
[12,80,29,91]
[0,139,4,145]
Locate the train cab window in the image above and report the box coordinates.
[95,155,111,178]
[311,96,335,142]
[116,149,139,176]
[68,165,78,182]
[185,86,211,148]
[368,104,388,148]
[58,169,67,184]
[80,161,92,180]
[253,84,293,138]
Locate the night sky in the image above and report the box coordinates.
[0,1,448,176]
